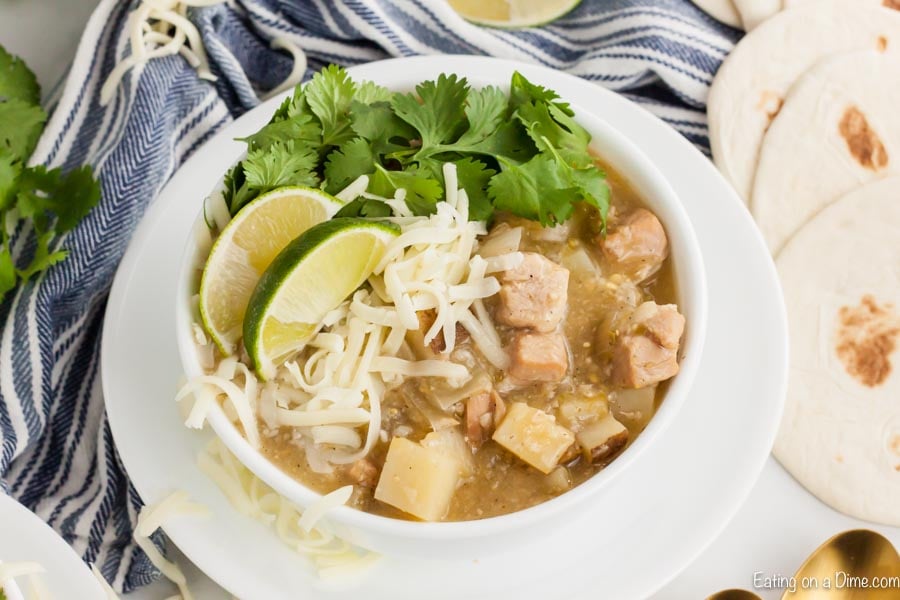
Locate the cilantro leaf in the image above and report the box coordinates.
[489,154,581,226]
[271,85,308,121]
[306,65,357,148]
[0,99,46,162]
[242,142,318,192]
[240,86,321,152]
[0,45,40,105]
[350,100,416,154]
[0,248,15,298]
[53,166,103,231]
[452,157,496,222]
[324,137,376,194]
[0,151,21,210]
[334,198,392,219]
[509,71,573,116]
[226,142,319,214]
[0,43,100,302]
[392,74,469,150]
[455,86,507,147]
[355,81,393,104]
[16,165,101,233]
[515,100,589,155]
[18,229,68,279]
[16,165,61,231]
[238,111,320,151]
[370,165,442,216]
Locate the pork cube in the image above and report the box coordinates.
[508,332,568,383]
[497,252,569,332]
[631,301,685,349]
[492,403,575,474]
[465,389,506,450]
[576,414,629,463]
[606,301,685,388]
[611,334,679,388]
[600,208,668,281]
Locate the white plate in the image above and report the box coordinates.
[102,56,788,599]
[0,494,105,598]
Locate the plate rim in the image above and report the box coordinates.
[0,494,104,598]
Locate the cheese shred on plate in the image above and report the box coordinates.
[133,491,210,600]
[176,163,509,476]
[197,438,380,578]
[0,561,49,600]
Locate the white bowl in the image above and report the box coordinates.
[175,61,708,558]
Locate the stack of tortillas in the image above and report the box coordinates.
[706,0,900,525]
[692,0,897,30]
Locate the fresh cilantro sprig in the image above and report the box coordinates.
[224,65,609,228]
[0,44,101,301]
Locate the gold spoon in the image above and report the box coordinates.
[782,529,900,599]
[706,589,762,600]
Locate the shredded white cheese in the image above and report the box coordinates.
[0,561,47,600]
[197,439,380,578]
[102,1,307,106]
[133,491,210,600]
[178,162,510,476]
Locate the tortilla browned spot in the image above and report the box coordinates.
[835,295,900,387]
[890,434,900,456]
[885,0,900,11]
[877,35,889,51]
[757,90,784,130]
[838,106,889,170]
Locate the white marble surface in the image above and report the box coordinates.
[1,2,897,599]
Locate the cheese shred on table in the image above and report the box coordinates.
[102,0,307,105]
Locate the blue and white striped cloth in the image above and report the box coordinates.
[0,0,739,592]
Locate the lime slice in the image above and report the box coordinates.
[244,218,400,379]
[448,0,581,27]
[199,186,343,354]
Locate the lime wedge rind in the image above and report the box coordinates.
[198,186,343,355]
[244,218,400,379]
[448,0,581,28]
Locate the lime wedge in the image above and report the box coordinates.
[448,0,581,27]
[199,186,343,355]
[244,218,400,379]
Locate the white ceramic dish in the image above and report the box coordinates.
[102,56,788,599]
[0,494,105,599]
[172,62,709,557]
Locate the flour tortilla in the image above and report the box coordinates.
[707,0,900,202]
[752,49,900,253]
[784,0,896,8]
[733,0,781,30]
[691,0,743,28]
[774,177,900,526]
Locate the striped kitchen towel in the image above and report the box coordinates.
[0,0,739,592]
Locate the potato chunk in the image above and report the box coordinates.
[576,414,629,463]
[374,437,460,521]
[492,403,575,474]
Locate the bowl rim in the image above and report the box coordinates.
[174,64,709,542]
